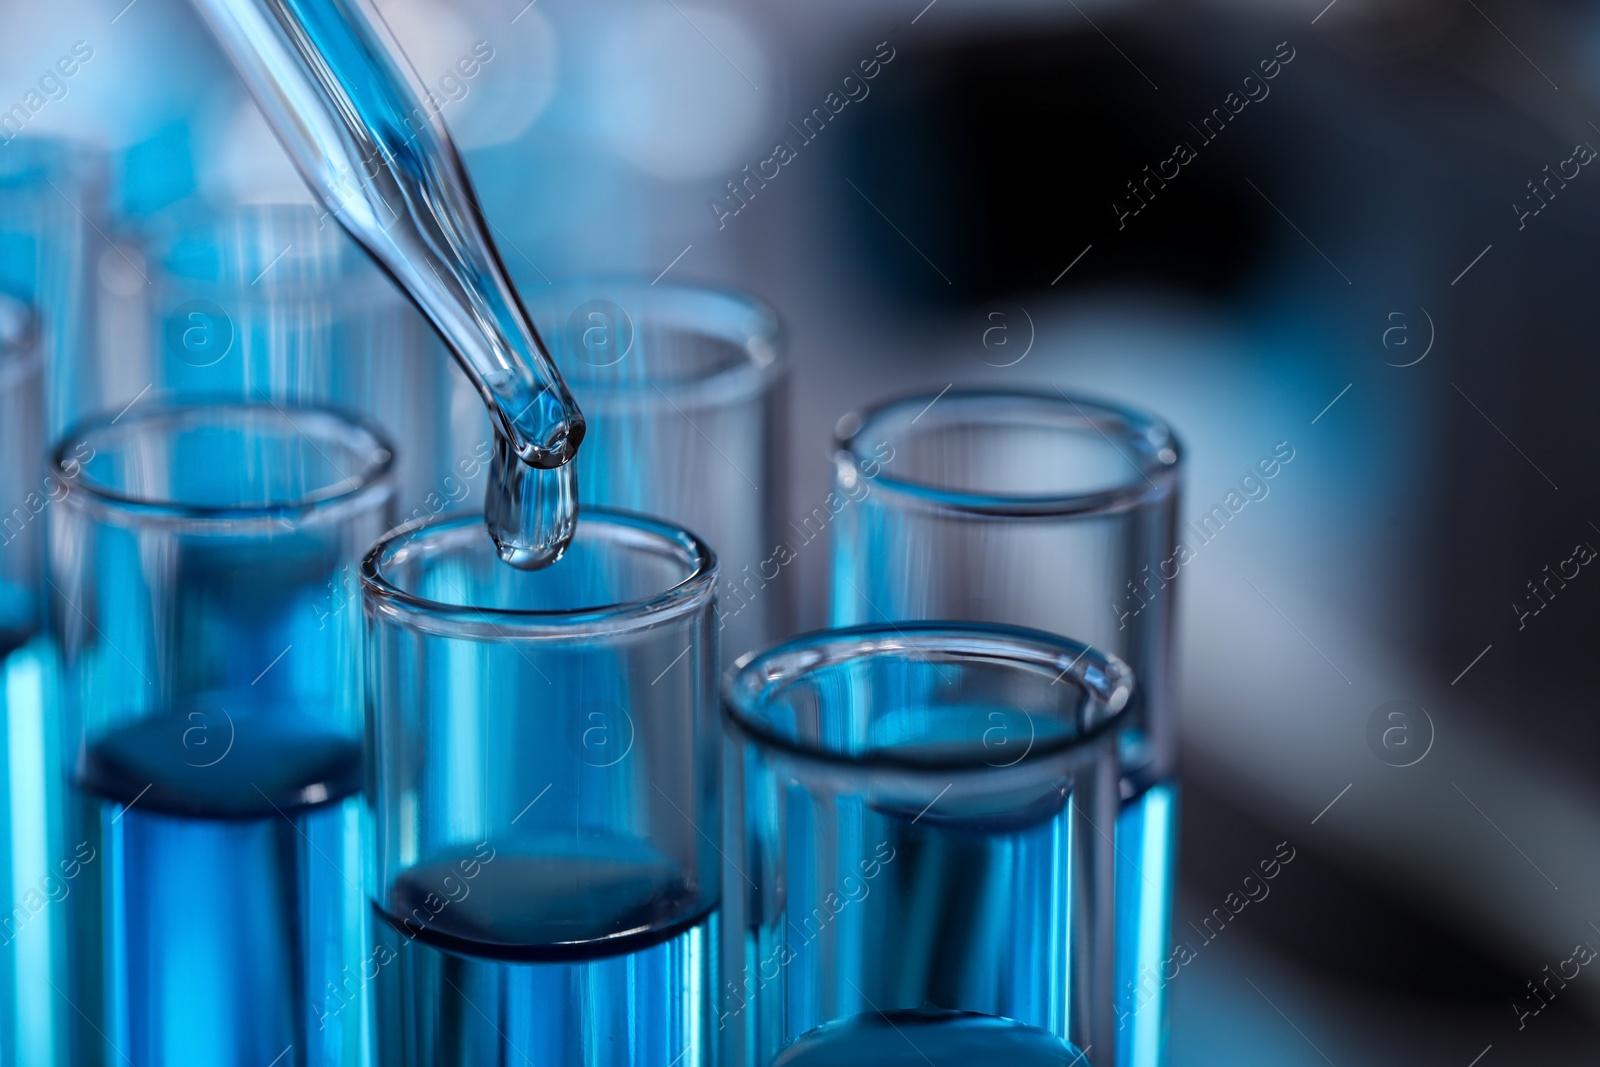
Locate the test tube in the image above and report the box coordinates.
[830,389,1182,1067]
[49,401,395,1067]
[522,279,787,665]
[0,138,106,436]
[0,292,52,1066]
[362,508,719,1067]
[0,291,42,664]
[721,623,1131,1066]
[144,203,475,508]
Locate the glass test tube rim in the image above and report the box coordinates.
[146,201,412,308]
[834,386,1182,518]
[361,506,718,638]
[529,275,787,408]
[53,397,397,526]
[722,621,1133,778]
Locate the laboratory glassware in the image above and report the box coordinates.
[830,388,1182,1067]
[0,292,42,689]
[722,622,1130,1066]
[0,291,57,1066]
[186,0,586,565]
[0,138,106,436]
[523,278,787,665]
[362,508,719,1066]
[49,400,395,1067]
[146,202,477,508]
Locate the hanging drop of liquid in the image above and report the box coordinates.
[186,0,589,572]
[484,432,578,569]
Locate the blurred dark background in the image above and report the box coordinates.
[5,0,1600,1059]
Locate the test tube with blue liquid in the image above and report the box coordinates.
[0,292,57,1066]
[721,623,1129,1066]
[830,390,1182,1067]
[144,203,469,508]
[362,509,720,1066]
[0,292,41,720]
[49,401,395,1066]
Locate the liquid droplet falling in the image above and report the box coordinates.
[485,432,578,570]
[186,0,588,571]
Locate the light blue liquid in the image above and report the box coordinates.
[775,1010,1089,1066]
[0,627,41,1067]
[1,626,64,1067]
[0,627,25,1067]
[743,749,1087,1054]
[74,705,365,1067]
[376,838,714,1067]
[1114,782,1176,1067]
[831,788,1076,1027]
